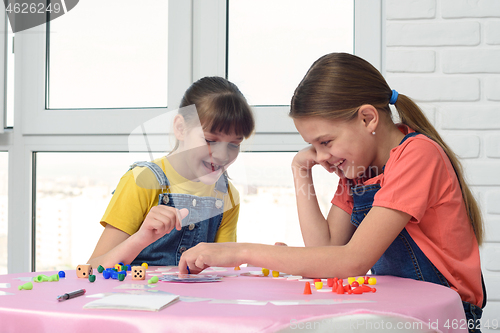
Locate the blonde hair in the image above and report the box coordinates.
[290,53,483,245]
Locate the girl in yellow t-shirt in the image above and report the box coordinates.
[88,76,254,268]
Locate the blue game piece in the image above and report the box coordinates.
[126,264,131,271]
[103,270,111,279]
[58,271,65,278]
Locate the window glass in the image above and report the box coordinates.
[47,0,168,109]
[0,152,7,274]
[35,152,146,271]
[228,0,354,106]
[231,153,339,246]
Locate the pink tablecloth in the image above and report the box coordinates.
[0,267,467,333]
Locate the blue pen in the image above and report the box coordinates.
[186,265,191,274]
[57,288,86,302]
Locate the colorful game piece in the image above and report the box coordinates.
[34,274,49,283]
[352,287,364,294]
[272,270,279,278]
[364,276,370,284]
[360,285,373,293]
[76,264,93,278]
[327,278,334,287]
[351,281,359,288]
[97,265,104,273]
[148,276,159,284]
[368,277,377,285]
[313,278,321,282]
[347,277,356,285]
[314,281,323,290]
[356,277,365,285]
[234,266,241,270]
[58,271,65,278]
[18,282,33,290]
[118,273,125,281]
[303,282,312,295]
[141,263,148,269]
[126,264,132,271]
[114,264,122,272]
[336,283,345,294]
[48,274,59,282]
[132,266,146,280]
[261,268,269,277]
[344,284,351,292]
[103,270,111,279]
[89,275,96,282]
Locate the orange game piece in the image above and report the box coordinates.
[234,266,241,270]
[303,282,312,295]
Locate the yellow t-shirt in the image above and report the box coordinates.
[101,156,239,242]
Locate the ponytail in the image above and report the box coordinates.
[290,53,484,245]
[393,94,484,245]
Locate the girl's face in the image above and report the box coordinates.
[293,114,378,179]
[176,125,243,185]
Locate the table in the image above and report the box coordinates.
[0,266,467,333]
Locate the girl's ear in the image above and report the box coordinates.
[173,115,186,141]
[358,104,379,134]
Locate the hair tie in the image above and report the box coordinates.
[389,89,399,105]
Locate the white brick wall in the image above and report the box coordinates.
[385,0,500,330]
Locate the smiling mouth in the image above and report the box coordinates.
[203,160,222,172]
[332,159,346,169]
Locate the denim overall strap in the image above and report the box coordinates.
[349,132,484,332]
[130,162,226,266]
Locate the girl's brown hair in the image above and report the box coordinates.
[290,53,483,245]
[178,76,254,141]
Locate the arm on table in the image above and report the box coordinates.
[179,206,410,278]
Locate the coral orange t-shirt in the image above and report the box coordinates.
[332,125,483,307]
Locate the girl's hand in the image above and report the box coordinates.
[292,146,319,172]
[179,242,245,274]
[136,206,189,246]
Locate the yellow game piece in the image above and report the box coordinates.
[141,262,148,269]
[272,270,279,278]
[347,277,356,285]
[114,264,122,272]
[234,266,241,270]
[368,277,377,285]
[262,268,269,276]
[314,281,323,290]
[357,277,365,285]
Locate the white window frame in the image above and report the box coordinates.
[2,0,383,273]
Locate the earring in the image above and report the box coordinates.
[372,131,376,135]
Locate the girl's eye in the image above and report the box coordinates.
[229,143,240,149]
[320,140,331,146]
[205,140,215,145]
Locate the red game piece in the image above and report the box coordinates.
[327,278,334,287]
[360,285,373,293]
[351,281,359,288]
[352,287,364,294]
[344,284,351,292]
[303,282,312,295]
[364,276,370,284]
[336,283,345,294]
[313,279,321,283]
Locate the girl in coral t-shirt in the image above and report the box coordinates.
[179,53,486,332]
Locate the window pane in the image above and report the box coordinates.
[35,152,147,271]
[47,0,168,109]
[228,0,354,106]
[0,152,7,274]
[231,153,339,246]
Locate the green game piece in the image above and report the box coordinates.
[148,276,159,284]
[18,282,33,290]
[97,265,104,273]
[89,275,96,282]
[34,274,49,283]
[118,273,125,281]
[48,274,59,282]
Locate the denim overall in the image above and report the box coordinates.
[128,161,228,266]
[350,132,485,332]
